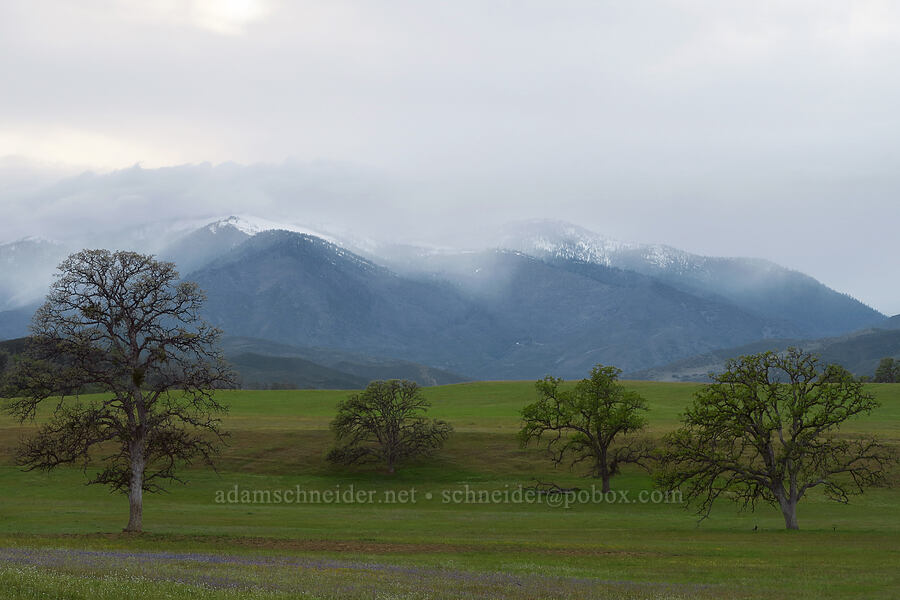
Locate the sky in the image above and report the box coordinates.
[0,0,899,314]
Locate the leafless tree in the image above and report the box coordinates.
[4,249,235,532]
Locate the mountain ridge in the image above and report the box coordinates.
[499,219,884,337]
[0,215,888,380]
[186,231,812,378]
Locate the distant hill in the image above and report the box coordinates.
[228,352,369,389]
[0,337,27,355]
[628,325,900,381]
[0,333,461,390]
[222,336,468,388]
[882,314,900,330]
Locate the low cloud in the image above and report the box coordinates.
[0,2,898,313]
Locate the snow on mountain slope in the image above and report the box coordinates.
[499,219,714,273]
[157,215,338,275]
[499,219,884,337]
[200,215,335,242]
[500,220,638,266]
[0,215,337,308]
[0,215,884,348]
[190,231,795,377]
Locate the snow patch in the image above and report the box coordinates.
[204,215,335,242]
[499,219,714,276]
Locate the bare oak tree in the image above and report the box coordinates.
[519,365,652,493]
[656,348,895,529]
[327,379,452,474]
[4,250,235,532]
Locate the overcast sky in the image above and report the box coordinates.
[1,1,899,314]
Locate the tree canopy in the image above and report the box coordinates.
[519,364,651,492]
[327,379,452,474]
[328,379,453,473]
[3,249,235,532]
[874,357,899,383]
[656,348,895,529]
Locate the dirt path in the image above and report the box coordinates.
[0,546,733,599]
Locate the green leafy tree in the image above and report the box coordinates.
[519,365,651,493]
[656,348,895,530]
[3,249,235,532]
[327,379,452,474]
[874,357,898,383]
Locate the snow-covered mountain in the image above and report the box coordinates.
[0,215,889,379]
[157,215,335,275]
[187,230,798,377]
[171,215,334,241]
[501,220,651,266]
[0,215,336,306]
[499,219,884,337]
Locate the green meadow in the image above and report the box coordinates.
[0,382,898,599]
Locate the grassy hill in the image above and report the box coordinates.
[0,382,898,599]
[222,336,469,388]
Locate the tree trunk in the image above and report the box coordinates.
[778,496,799,530]
[598,447,611,493]
[124,441,146,533]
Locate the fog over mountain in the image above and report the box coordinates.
[0,162,897,317]
[4,2,900,314]
[0,212,891,380]
[2,2,899,382]
[497,220,883,338]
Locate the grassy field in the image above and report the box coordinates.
[0,381,898,599]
